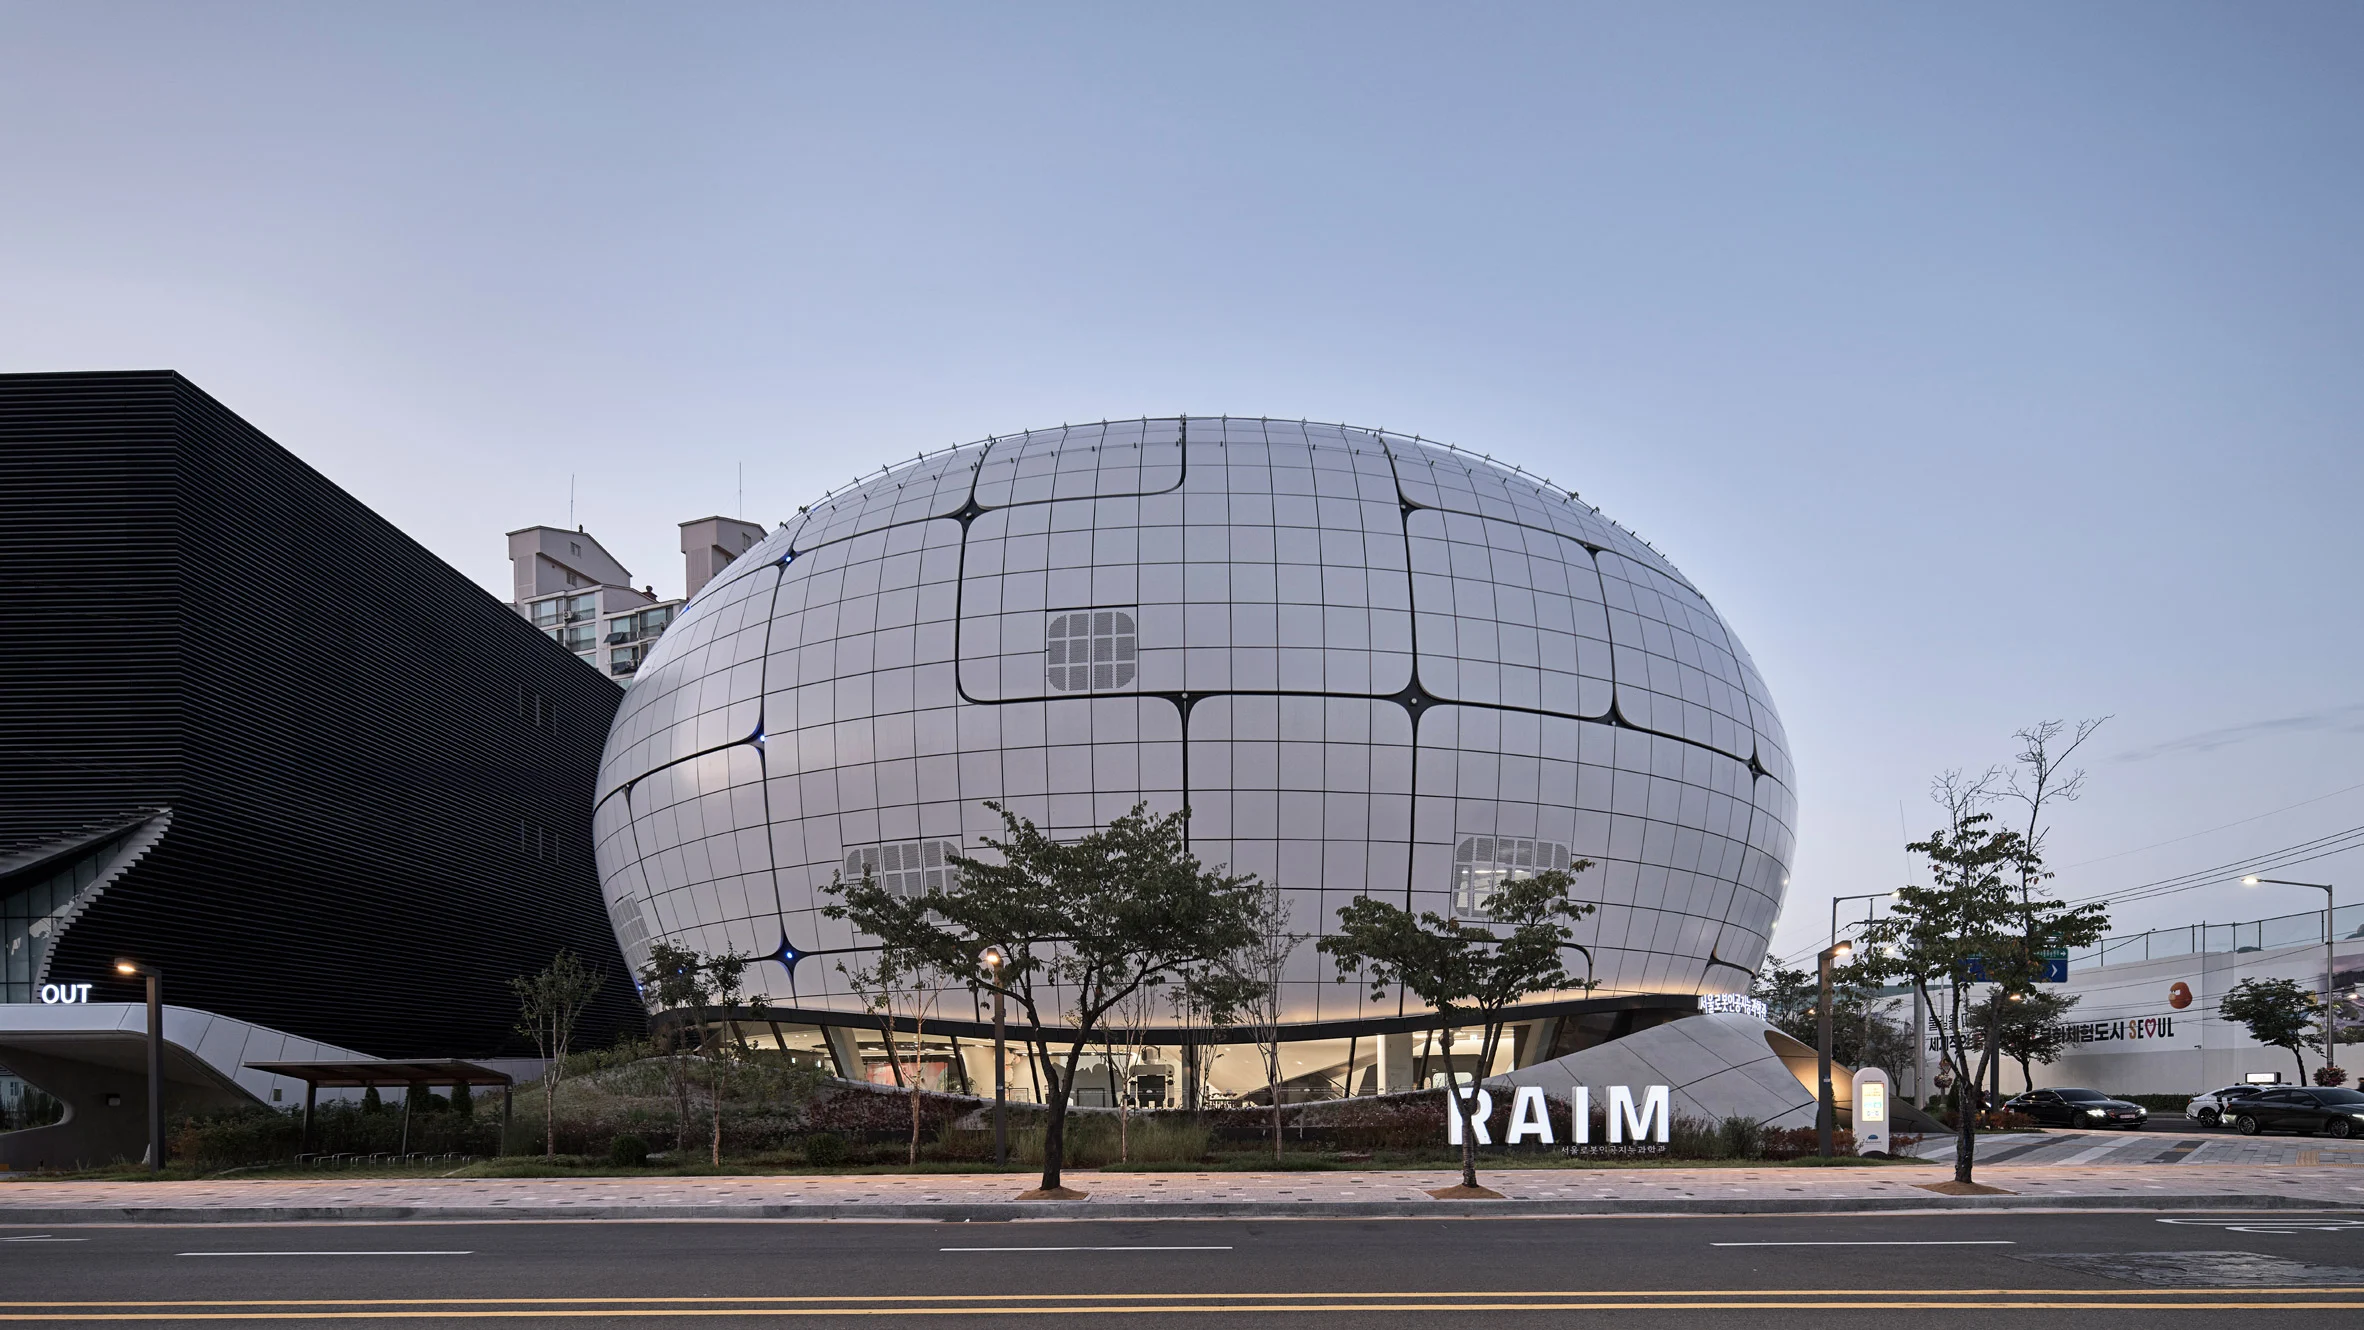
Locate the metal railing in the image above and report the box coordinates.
[2068,902,2364,968]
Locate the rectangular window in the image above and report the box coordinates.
[845,840,960,899]
[1045,608,1137,692]
[530,600,562,627]
[1452,836,1574,919]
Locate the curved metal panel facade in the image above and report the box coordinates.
[595,420,1794,1028]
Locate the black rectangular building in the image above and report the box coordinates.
[0,370,641,1056]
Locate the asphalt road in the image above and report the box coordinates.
[6,1211,2363,1325]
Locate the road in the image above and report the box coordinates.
[6,1210,2364,1325]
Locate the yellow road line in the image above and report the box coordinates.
[0,1301,2359,1320]
[13,1294,2364,1313]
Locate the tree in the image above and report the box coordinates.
[1319,863,1596,1196]
[1214,879,1302,1163]
[830,867,949,1166]
[828,801,1268,1197]
[510,949,607,1158]
[1855,780,2106,1188]
[2220,977,2320,1085]
[1968,987,2080,1089]
[1101,977,1165,1161]
[1751,961,1817,1034]
[637,942,765,1165]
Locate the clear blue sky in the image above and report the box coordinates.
[6,2,2360,963]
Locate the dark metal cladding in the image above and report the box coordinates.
[0,370,642,1057]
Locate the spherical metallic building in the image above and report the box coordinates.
[593,419,1793,1077]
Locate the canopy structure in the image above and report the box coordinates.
[242,1060,515,1154]
[244,1059,514,1088]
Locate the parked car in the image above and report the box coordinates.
[2003,1087,2150,1129]
[2226,1087,2364,1138]
[2188,1085,2273,1124]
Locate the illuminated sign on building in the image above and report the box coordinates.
[38,983,93,1005]
[1699,994,1770,1020]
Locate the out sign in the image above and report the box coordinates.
[40,983,94,1005]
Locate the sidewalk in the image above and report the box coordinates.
[1,1157,2360,1223]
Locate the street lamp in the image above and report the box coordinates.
[1830,890,1899,951]
[979,945,1009,1168]
[115,959,163,1173]
[1817,940,1854,1158]
[2243,877,2339,1074]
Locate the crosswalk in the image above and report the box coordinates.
[1906,1129,2364,1167]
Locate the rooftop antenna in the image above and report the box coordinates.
[737,462,743,520]
[568,474,576,529]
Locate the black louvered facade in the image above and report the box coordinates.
[0,371,641,1057]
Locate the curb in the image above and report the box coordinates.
[0,1193,2350,1224]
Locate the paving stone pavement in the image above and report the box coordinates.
[0,1153,2360,1220]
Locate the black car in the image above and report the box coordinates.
[2004,1087,2150,1129]
[2224,1087,2364,1138]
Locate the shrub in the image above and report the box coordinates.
[802,1132,849,1167]
[2316,1066,2348,1088]
[608,1134,650,1167]
[1716,1115,1766,1160]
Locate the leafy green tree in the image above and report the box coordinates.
[1968,986,2080,1090]
[1855,784,2107,1187]
[1751,962,1817,1034]
[2220,977,2320,1085]
[1319,864,1596,1195]
[510,948,608,1157]
[827,801,1268,1196]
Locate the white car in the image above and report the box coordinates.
[2188,1085,2270,1124]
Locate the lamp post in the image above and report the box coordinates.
[114,959,163,1173]
[1830,890,1900,953]
[2244,877,2339,1073]
[1817,940,1854,1158]
[979,945,1009,1168]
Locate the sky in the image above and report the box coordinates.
[5,2,2360,964]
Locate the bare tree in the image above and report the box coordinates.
[509,950,607,1157]
[1102,978,1164,1163]
[1215,881,1300,1163]
[834,868,950,1166]
[2001,718,2110,905]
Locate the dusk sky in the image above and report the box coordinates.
[7,3,2359,964]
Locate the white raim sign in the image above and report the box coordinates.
[39,982,94,1005]
[1445,1085,1672,1145]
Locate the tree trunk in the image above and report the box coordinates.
[1039,1057,1071,1193]
[907,1011,925,1166]
[1951,1031,1977,1186]
[1456,1078,1479,1190]
[2292,1044,2309,1086]
[710,1060,724,1168]
[543,1076,557,1158]
[1268,1043,1283,1164]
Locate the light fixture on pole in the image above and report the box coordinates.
[1829,892,1894,953]
[115,959,163,1174]
[979,945,1010,1168]
[2243,877,2339,1071]
[1817,940,1854,1158]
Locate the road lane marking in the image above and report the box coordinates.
[0,1237,83,1244]
[938,1247,1230,1253]
[3,1287,2359,1308]
[2160,1217,2364,1232]
[174,1252,472,1258]
[1710,1241,2015,1247]
[0,1298,2357,1318]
